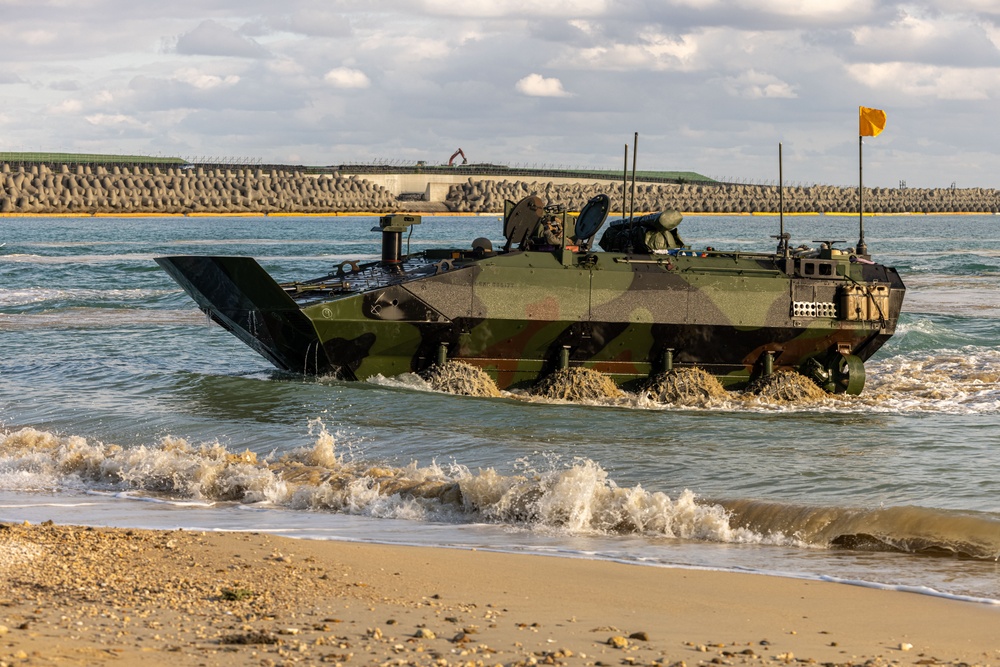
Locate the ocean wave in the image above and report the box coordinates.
[3,423,996,560]
[0,253,158,265]
[0,308,207,330]
[884,248,1000,258]
[862,348,1000,413]
[901,275,1000,317]
[0,423,759,541]
[17,239,377,248]
[722,498,1000,560]
[892,316,983,344]
[0,287,175,308]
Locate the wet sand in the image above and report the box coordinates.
[1,522,998,666]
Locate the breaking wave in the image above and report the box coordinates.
[723,498,1000,560]
[0,308,206,329]
[3,423,998,560]
[0,287,170,309]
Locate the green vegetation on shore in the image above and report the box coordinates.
[0,152,186,165]
[569,169,715,183]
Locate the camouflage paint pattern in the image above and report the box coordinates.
[156,233,904,394]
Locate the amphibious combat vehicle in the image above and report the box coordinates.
[156,194,904,395]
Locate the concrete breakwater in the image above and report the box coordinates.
[0,163,397,215]
[3,162,1000,215]
[446,178,1000,214]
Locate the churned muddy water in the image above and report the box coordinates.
[2,213,1000,602]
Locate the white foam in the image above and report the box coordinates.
[816,575,1000,606]
[365,355,1000,416]
[0,308,206,330]
[862,348,1000,414]
[0,287,174,307]
[0,425,765,545]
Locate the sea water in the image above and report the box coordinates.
[2,213,1000,603]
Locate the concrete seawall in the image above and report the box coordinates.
[442,177,1000,214]
[0,164,397,215]
[3,162,999,215]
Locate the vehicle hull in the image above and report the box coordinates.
[157,247,904,392]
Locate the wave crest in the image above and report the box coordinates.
[5,424,997,560]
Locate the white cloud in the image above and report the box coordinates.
[20,30,57,46]
[739,0,871,19]
[267,58,306,76]
[418,0,607,18]
[324,67,370,89]
[267,10,351,37]
[569,31,699,72]
[385,35,452,61]
[3,0,1000,186]
[850,6,999,66]
[176,20,269,58]
[568,19,597,36]
[721,69,797,98]
[85,113,146,129]
[918,0,1000,10]
[847,62,1000,100]
[984,21,1000,51]
[50,98,83,114]
[49,79,80,92]
[667,0,722,8]
[515,73,571,97]
[0,71,25,84]
[172,68,240,90]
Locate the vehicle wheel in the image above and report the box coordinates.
[833,354,865,395]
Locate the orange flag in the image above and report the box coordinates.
[859,106,887,137]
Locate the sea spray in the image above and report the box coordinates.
[643,368,729,406]
[420,361,502,398]
[366,352,1000,414]
[530,368,625,402]
[743,369,829,402]
[459,460,750,539]
[6,424,1000,560]
[865,348,1000,408]
[0,427,128,489]
[1,425,745,541]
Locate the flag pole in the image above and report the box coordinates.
[857,105,885,256]
[622,143,628,218]
[779,142,784,238]
[857,134,867,256]
[778,142,787,256]
[625,132,638,252]
[629,131,638,226]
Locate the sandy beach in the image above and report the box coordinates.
[0,523,997,666]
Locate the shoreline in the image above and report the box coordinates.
[2,523,998,666]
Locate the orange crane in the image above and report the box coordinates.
[448,148,468,166]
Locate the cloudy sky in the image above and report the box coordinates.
[2,0,999,188]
